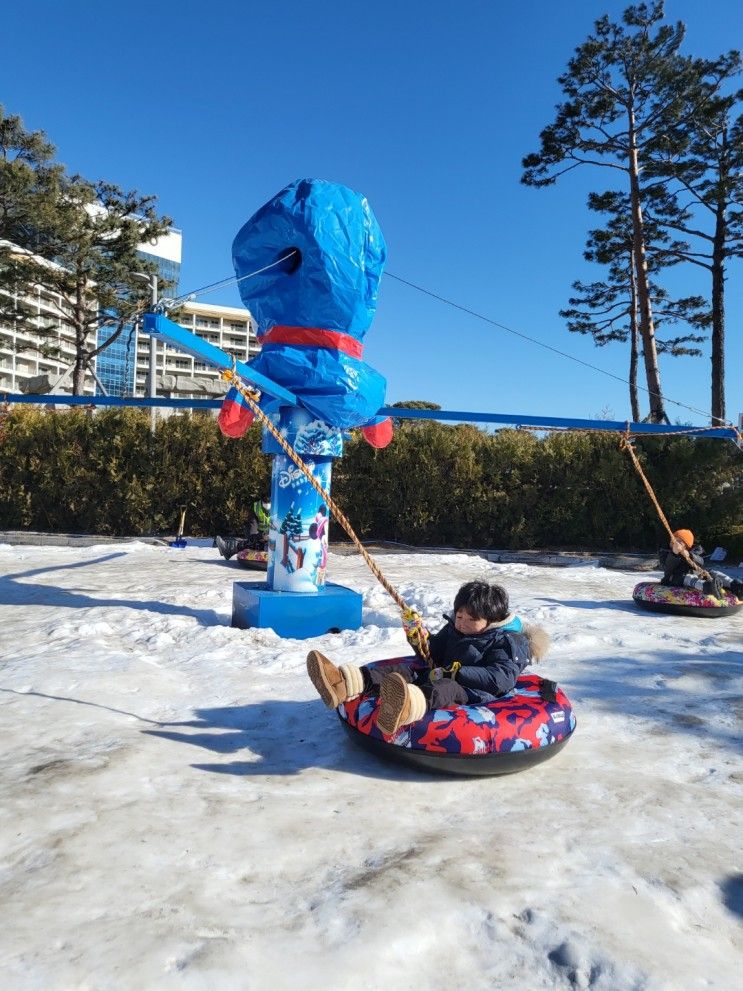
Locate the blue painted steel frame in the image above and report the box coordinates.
[142,313,298,404]
[3,392,738,441]
[2,311,739,441]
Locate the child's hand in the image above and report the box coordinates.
[402,607,430,656]
[429,662,461,683]
[670,537,686,556]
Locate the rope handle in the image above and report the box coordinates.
[619,432,711,581]
[221,369,432,662]
[402,607,431,660]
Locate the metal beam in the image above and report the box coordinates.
[379,406,740,439]
[143,313,298,405]
[1,391,739,441]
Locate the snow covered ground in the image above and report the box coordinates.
[0,541,741,990]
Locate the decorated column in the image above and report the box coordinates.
[263,405,341,593]
[224,178,394,637]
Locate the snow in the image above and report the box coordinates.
[0,541,741,990]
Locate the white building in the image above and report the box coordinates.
[136,299,259,401]
[1,233,259,402]
[0,240,98,395]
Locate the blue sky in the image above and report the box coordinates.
[2,0,742,426]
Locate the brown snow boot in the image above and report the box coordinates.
[376,673,427,736]
[306,650,364,709]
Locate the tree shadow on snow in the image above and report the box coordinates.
[144,700,454,782]
[536,596,640,615]
[564,645,743,752]
[0,553,226,627]
[719,874,743,918]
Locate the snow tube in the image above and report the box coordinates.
[337,657,575,776]
[235,547,268,571]
[632,581,742,618]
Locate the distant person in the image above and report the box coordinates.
[314,504,329,569]
[216,497,272,560]
[661,529,743,600]
[306,580,549,736]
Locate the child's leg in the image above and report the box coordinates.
[682,573,723,598]
[363,664,416,688]
[306,651,365,708]
[376,673,468,736]
[427,678,469,709]
[216,536,253,559]
[377,674,427,736]
[709,570,743,599]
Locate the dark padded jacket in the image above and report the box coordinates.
[661,546,705,586]
[426,614,531,697]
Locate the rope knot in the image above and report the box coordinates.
[402,607,431,663]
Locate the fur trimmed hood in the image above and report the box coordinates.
[521,622,550,662]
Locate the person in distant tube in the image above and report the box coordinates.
[661,528,742,601]
[215,497,271,560]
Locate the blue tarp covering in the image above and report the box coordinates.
[231,179,389,429]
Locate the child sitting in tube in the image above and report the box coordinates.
[216,496,271,560]
[661,529,743,601]
[306,580,550,737]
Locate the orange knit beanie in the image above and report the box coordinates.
[672,529,694,549]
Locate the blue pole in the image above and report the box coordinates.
[2,392,739,441]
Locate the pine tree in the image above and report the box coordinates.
[0,104,174,394]
[644,54,743,423]
[521,2,705,422]
[561,190,709,420]
[35,175,174,394]
[280,504,303,539]
[0,106,66,361]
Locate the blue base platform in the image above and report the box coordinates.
[231,581,363,638]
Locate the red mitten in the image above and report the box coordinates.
[361,417,393,449]
[218,387,254,438]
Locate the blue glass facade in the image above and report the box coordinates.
[96,246,181,397]
[96,322,139,397]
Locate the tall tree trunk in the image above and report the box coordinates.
[72,354,87,395]
[71,273,86,396]
[627,109,666,422]
[629,248,641,422]
[710,203,726,424]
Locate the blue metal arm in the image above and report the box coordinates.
[379,406,741,440]
[1,391,740,441]
[143,312,298,406]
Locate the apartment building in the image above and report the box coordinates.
[1,232,258,402]
[136,299,259,401]
[96,229,183,397]
[0,241,98,395]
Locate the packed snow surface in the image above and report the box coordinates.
[0,542,741,990]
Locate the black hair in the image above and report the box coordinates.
[453,581,509,623]
[317,504,327,516]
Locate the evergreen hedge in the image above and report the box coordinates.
[0,407,741,556]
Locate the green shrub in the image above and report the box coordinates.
[0,406,740,552]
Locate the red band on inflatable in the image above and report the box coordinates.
[260,325,364,360]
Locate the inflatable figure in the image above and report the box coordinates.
[221,178,393,448]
